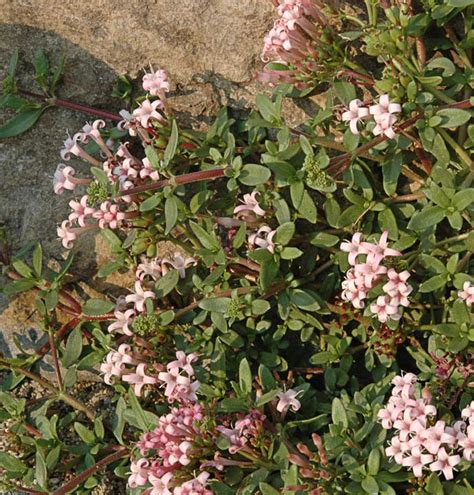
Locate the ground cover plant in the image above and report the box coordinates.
[0,0,473,493]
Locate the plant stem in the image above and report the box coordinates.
[52,447,129,495]
[48,330,64,391]
[116,168,226,197]
[0,359,95,421]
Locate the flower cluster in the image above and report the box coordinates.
[378,373,474,479]
[100,348,199,401]
[340,232,412,323]
[342,95,401,139]
[217,409,268,455]
[258,0,327,88]
[55,70,171,250]
[129,403,213,495]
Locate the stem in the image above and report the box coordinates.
[52,447,129,495]
[48,330,64,391]
[0,360,95,421]
[116,168,226,197]
[390,191,426,203]
[36,317,81,357]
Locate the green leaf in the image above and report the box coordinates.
[0,106,47,138]
[32,243,43,277]
[407,205,446,231]
[367,449,381,475]
[155,268,180,297]
[82,298,115,316]
[189,221,221,251]
[419,274,447,292]
[298,191,318,223]
[256,94,280,123]
[382,153,402,196]
[163,119,179,166]
[140,193,161,212]
[259,483,280,495]
[0,452,27,473]
[452,189,474,210]
[343,128,360,151]
[165,195,179,233]
[112,397,126,444]
[239,164,271,186]
[425,473,444,495]
[274,222,295,246]
[436,108,471,128]
[255,390,280,407]
[34,48,49,87]
[430,133,450,163]
[2,278,37,296]
[280,247,303,259]
[7,48,19,77]
[337,205,365,228]
[378,208,398,238]
[361,475,378,494]
[12,259,33,278]
[334,81,356,104]
[239,358,252,395]
[447,0,474,7]
[35,449,48,490]
[426,57,456,77]
[331,397,348,428]
[62,326,83,367]
[145,145,161,170]
[199,297,231,313]
[74,422,95,444]
[127,388,150,431]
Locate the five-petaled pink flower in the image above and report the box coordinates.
[342,99,369,135]
[68,195,95,227]
[429,447,461,480]
[132,99,165,128]
[458,281,474,307]
[142,69,171,96]
[126,281,156,313]
[122,362,158,396]
[234,191,266,218]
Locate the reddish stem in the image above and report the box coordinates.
[36,318,81,357]
[52,447,129,495]
[51,98,122,122]
[116,168,226,197]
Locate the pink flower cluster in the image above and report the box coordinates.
[217,409,267,455]
[54,117,167,249]
[342,95,401,139]
[129,403,212,495]
[136,253,197,281]
[100,348,199,402]
[378,373,474,480]
[157,351,200,404]
[458,281,474,307]
[142,68,171,96]
[232,191,277,254]
[258,0,327,88]
[340,232,412,323]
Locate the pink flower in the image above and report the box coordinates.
[128,458,151,488]
[276,389,302,413]
[234,191,266,217]
[140,157,160,181]
[378,406,394,429]
[126,281,156,313]
[100,351,126,385]
[458,281,474,307]
[122,363,158,396]
[342,99,369,135]
[422,421,447,455]
[92,201,126,229]
[370,295,401,323]
[462,401,474,422]
[391,373,417,399]
[248,225,276,253]
[393,409,415,441]
[369,94,402,118]
[148,471,173,495]
[167,351,198,376]
[173,472,212,495]
[402,446,433,478]
[132,99,165,128]
[57,221,77,249]
[136,257,162,281]
[372,112,398,139]
[157,368,200,403]
[107,309,136,336]
[216,425,248,454]
[68,195,95,226]
[161,254,197,279]
[429,447,461,480]
[385,434,409,464]
[340,232,368,265]
[53,164,91,194]
[459,424,474,461]
[363,231,401,266]
[142,69,171,96]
